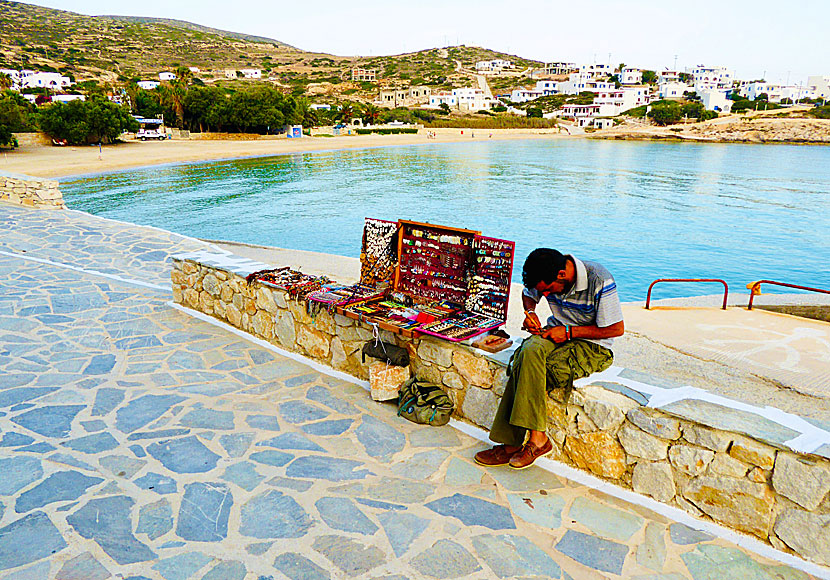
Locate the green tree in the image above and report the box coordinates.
[526,107,543,118]
[641,70,657,84]
[0,73,13,91]
[38,97,139,144]
[681,102,705,119]
[438,102,450,114]
[183,85,226,132]
[648,101,682,125]
[362,103,381,125]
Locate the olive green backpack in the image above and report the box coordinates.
[397,378,454,426]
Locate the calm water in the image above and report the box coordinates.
[61,139,830,302]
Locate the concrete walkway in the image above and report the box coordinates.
[0,202,822,580]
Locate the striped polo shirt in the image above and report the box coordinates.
[522,256,624,349]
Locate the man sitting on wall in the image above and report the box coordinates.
[475,248,625,469]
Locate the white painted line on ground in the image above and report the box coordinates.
[0,249,171,292]
[170,299,829,579]
[582,367,830,454]
[451,419,830,580]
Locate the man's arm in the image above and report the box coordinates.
[541,320,624,343]
[522,293,542,334]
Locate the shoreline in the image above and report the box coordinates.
[1,128,572,179]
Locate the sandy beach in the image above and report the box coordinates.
[2,127,571,179]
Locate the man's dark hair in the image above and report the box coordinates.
[522,248,567,289]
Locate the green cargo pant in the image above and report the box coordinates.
[489,335,614,446]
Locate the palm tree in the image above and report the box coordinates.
[0,73,12,91]
[338,102,355,123]
[362,103,381,126]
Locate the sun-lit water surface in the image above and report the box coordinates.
[61,139,830,301]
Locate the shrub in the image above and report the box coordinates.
[648,101,682,125]
[37,97,139,144]
[526,107,542,118]
[808,105,830,119]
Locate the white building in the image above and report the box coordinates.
[20,71,72,89]
[620,68,642,85]
[740,82,815,103]
[137,80,160,90]
[309,104,331,110]
[452,88,496,110]
[475,59,513,74]
[510,88,544,103]
[0,68,21,89]
[541,62,576,75]
[689,65,733,92]
[658,70,682,83]
[428,92,457,108]
[659,81,689,99]
[807,76,830,99]
[698,89,731,112]
[240,69,262,79]
[51,94,85,103]
[188,67,200,73]
[159,72,177,81]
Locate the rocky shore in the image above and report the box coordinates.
[595,115,830,145]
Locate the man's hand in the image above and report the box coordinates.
[522,311,541,335]
[541,326,569,343]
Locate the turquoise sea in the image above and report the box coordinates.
[61,139,830,302]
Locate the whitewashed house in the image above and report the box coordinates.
[452,88,495,111]
[0,68,20,89]
[51,94,85,103]
[620,68,642,85]
[309,104,331,110]
[475,60,513,74]
[428,92,457,108]
[658,70,682,83]
[659,81,689,99]
[20,71,72,89]
[240,69,262,79]
[137,80,160,90]
[188,67,200,73]
[689,65,733,93]
[510,88,544,103]
[698,89,731,112]
[740,82,815,103]
[159,72,177,81]
[541,62,576,75]
[807,76,829,99]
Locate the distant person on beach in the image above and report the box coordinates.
[475,248,624,469]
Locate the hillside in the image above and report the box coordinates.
[0,0,541,100]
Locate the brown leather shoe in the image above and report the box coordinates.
[474,445,522,466]
[509,437,553,469]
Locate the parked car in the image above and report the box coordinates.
[137,129,166,141]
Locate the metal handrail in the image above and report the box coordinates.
[747,280,830,310]
[645,278,729,310]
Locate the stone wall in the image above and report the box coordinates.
[173,255,830,568]
[0,174,65,209]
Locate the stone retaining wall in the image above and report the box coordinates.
[0,174,65,209]
[173,254,830,568]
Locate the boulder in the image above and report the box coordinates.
[772,453,830,511]
[619,424,669,461]
[632,461,676,502]
[773,508,830,565]
[682,476,775,538]
[564,431,627,479]
[669,445,714,477]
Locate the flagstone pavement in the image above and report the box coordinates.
[0,203,819,580]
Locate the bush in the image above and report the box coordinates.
[37,97,139,145]
[681,102,705,119]
[808,105,830,119]
[648,101,682,125]
[699,110,718,121]
[491,105,507,112]
[526,107,543,118]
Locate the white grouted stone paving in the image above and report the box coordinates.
[0,203,823,580]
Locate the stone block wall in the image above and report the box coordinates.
[0,174,65,209]
[173,255,830,567]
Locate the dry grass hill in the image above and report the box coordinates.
[0,0,541,100]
